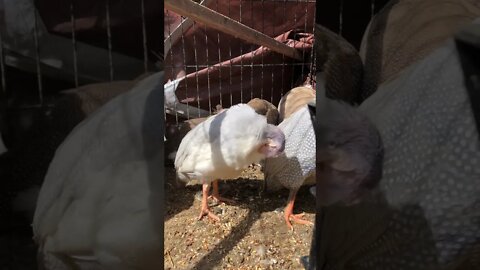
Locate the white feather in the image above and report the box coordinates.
[175,104,270,183]
[33,72,164,270]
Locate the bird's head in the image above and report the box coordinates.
[257,124,285,158]
[315,100,384,206]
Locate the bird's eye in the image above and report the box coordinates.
[328,141,336,148]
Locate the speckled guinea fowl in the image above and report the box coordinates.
[263,99,316,230]
[313,6,480,270]
[263,22,383,230]
[314,22,385,204]
[264,85,384,230]
[319,36,480,270]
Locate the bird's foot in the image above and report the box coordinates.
[198,206,220,222]
[285,212,314,230]
[208,194,236,205]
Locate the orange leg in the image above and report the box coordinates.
[198,183,220,222]
[284,189,314,230]
[208,179,235,204]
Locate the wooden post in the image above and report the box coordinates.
[164,0,215,55]
[164,0,303,61]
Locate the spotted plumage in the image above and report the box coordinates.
[264,105,316,192]
[318,26,480,270]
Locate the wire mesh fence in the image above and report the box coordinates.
[164,0,316,125]
[0,0,160,109]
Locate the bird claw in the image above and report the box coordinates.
[198,207,220,222]
[285,213,313,230]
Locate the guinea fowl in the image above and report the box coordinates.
[165,98,279,167]
[246,98,280,125]
[32,72,163,270]
[277,86,316,123]
[314,23,384,205]
[174,103,285,221]
[314,86,384,206]
[264,23,384,230]
[263,88,316,230]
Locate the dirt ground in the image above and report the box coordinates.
[164,165,315,270]
[0,165,314,270]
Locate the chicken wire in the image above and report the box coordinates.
[0,0,385,269]
[164,0,316,126]
[0,0,160,109]
[0,1,161,268]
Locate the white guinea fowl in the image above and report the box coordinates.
[175,103,286,221]
[32,72,163,270]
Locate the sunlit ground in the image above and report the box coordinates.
[164,166,315,270]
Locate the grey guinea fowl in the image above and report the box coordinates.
[314,22,384,206]
[316,8,480,269]
[263,22,385,230]
[315,86,384,206]
[175,103,286,222]
[263,93,316,230]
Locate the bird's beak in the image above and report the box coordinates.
[260,125,285,157]
[258,140,283,158]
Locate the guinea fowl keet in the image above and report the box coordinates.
[174,103,285,221]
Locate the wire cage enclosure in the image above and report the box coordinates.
[164,0,316,123]
[164,1,317,269]
[0,1,161,268]
[0,0,162,149]
[0,0,161,100]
